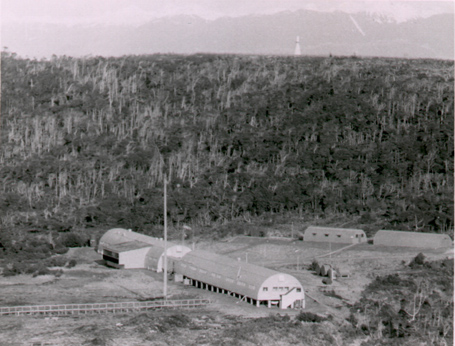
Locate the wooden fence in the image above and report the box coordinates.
[0,299,211,316]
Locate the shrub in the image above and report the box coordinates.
[54,245,69,254]
[66,259,77,268]
[163,314,192,328]
[322,277,333,285]
[11,261,28,275]
[45,256,67,267]
[409,252,426,267]
[310,259,319,271]
[2,267,17,277]
[32,264,50,277]
[296,312,327,323]
[52,269,63,277]
[60,233,86,247]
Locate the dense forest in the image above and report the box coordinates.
[1,52,453,244]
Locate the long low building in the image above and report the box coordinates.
[373,230,453,249]
[304,226,367,244]
[98,228,191,270]
[173,250,305,309]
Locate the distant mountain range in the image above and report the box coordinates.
[2,10,453,59]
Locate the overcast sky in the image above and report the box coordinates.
[2,0,454,25]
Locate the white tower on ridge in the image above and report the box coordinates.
[294,36,301,56]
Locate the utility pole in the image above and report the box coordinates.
[163,176,168,299]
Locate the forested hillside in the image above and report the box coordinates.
[1,52,453,240]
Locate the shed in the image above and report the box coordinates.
[174,250,305,309]
[303,226,367,244]
[97,228,190,270]
[373,230,453,249]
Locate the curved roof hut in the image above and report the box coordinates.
[97,228,190,270]
[145,243,191,272]
[174,250,305,309]
[97,228,164,253]
[373,230,453,249]
[304,226,367,244]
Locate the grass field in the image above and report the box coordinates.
[0,235,452,345]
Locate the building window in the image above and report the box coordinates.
[325,234,329,237]
[285,287,289,290]
[337,235,341,238]
[297,288,301,292]
[361,234,364,237]
[263,287,268,292]
[103,254,119,264]
[273,287,278,291]
[312,233,316,236]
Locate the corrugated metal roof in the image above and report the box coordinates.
[374,230,453,248]
[174,250,299,299]
[145,244,191,271]
[99,228,167,248]
[104,241,152,252]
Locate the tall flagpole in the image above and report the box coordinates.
[163,176,168,299]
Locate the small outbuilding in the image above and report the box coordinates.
[373,230,453,249]
[97,228,190,270]
[304,226,367,244]
[173,250,305,309]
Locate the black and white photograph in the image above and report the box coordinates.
[0,0,453,345]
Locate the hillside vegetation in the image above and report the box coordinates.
[1,53,453,244]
